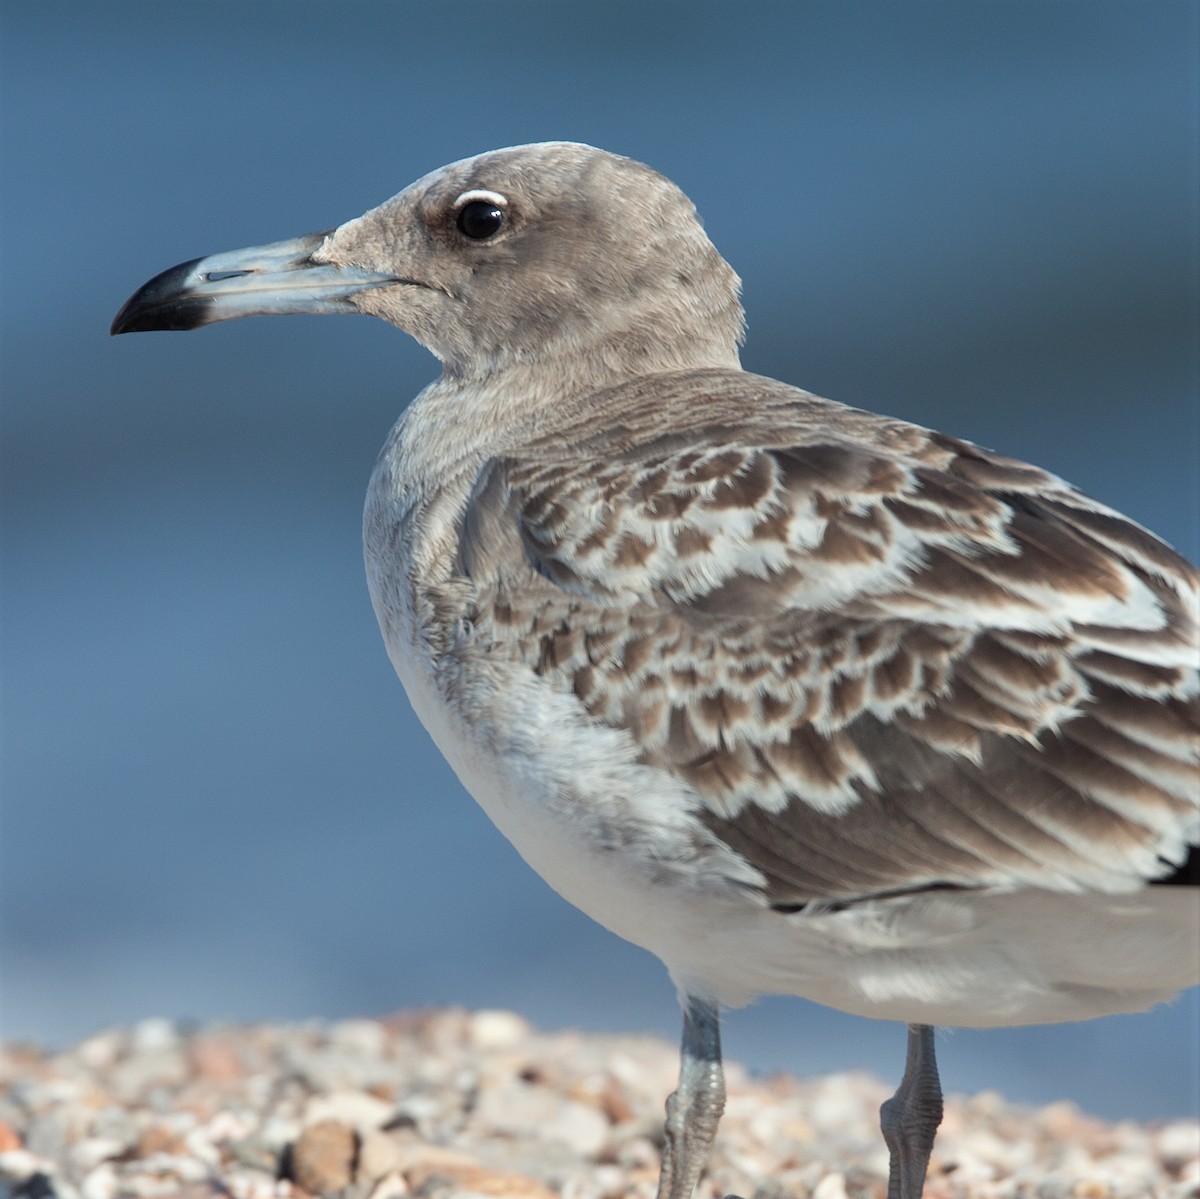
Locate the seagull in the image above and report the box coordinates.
[112,142,1199,1199]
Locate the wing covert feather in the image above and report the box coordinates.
[462,370,1199,904]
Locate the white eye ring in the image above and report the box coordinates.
[453,188,509,210]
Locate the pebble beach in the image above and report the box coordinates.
[1,1010,1196,1199]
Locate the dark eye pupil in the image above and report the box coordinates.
[457,201,504,239]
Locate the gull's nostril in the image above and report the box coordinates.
[204,269,253,282]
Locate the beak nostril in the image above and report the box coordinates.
[204,269,253,282]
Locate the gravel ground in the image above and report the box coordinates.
[1,1009,1196,1199]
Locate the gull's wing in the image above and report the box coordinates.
[460,369,1199,906]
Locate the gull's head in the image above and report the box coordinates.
[112,142,744,380]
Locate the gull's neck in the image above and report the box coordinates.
[436,336,744,440]
[366,341,742,599]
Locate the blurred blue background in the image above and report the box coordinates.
[2,1,1197,1122]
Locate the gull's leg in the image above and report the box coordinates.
[656,996,725,1199]
[880,1024,943,1199]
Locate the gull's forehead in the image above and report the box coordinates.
[402,141,631,212]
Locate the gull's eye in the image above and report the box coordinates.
[456,200,505,240]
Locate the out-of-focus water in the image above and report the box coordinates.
[2,1,1197,1121]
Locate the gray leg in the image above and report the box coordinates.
[880,1024,943,1199]
[656,996,725,1199]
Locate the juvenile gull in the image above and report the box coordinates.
[113,142,1200,1199]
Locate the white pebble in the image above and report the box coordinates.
[811,1172,848,1199]
[132,1019,178,1053]
[259,1115,302,1150]
[358,1130,405,1180]
[0,1149,52,1182]
[68,1139,126,1173]
[367,1171,409,1199]
[548,1101,610,1157]
[330,1020,388,1058]
[199,1110,254,1146]
[1157,1120,1200,1161]
[75,1032,121,1071]
[225,1170,288,1199]
[467,1010,531,1050]
[80,1163,118,1199]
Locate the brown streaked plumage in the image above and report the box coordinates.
[112,141,1198,1199]
[449,371,1197,901]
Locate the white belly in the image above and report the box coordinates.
[384,626,767,983]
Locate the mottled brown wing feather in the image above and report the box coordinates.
[462,369,1200,904]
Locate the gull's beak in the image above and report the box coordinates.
[111,231,402,335]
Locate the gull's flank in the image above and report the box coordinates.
[113,141,1200,1199]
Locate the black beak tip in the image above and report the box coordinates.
[110,255,213,336]
[110,301,213,335]
[110,306,147,336]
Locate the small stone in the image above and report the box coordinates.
[472,1084,609,1157]
[132,1019,179,1053]
[81,1163,119,1199]
[611,1136,659,1171]
[467,1012,531,1051]
[69,1138,127,1174]
[391,1145,478,1177]
[259,1115,303,1152]
[367,1172,409,1199]
[189,1037,245,1082]
[1157,1120,1200,1163]
[357,1131,406,1182]
[304,1092,393,1132]
[75,1032,121,1071]
[199,1110,254,1145]
[0,1148,51,1184]
[590,1164,627,1197]
[330,1021,388,1059]
[406,1162,554,1199]
[811,1173,848,1199]
[594,1078,635,1126]
[227,1135,281,1173]
[133,1123,184,1161]
[289,1120,358,1193]
[545,1101,610,1158]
